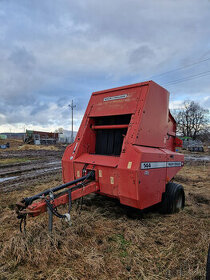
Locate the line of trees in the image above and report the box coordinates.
[173,101,209,141]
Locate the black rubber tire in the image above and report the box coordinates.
[160,182,185,214]
[207,244,210,280]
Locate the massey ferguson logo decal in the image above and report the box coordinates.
[104,94,128,102]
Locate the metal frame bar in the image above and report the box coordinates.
[92,124,129,130]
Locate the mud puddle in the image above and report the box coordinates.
[0,176,18,183]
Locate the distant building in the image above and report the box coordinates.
[0,134,7,140]
[24,130,59,145]
[58,130,77,144]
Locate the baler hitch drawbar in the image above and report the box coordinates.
[16,170,96,232]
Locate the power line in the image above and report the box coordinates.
[148,56,210,80]
[164,70,210,85]
[166,73,210,86]
[163,70,210,86]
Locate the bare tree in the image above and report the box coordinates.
[54,127,64,134]
[174,101,209,140]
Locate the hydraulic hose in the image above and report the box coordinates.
[22,170,95,207]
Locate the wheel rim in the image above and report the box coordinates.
[175,194,183,210]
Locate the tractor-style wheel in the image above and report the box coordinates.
[160,182,185,214]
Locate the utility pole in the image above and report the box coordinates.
[23,125,26,142]
[68,100,76,143]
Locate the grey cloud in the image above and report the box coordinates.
[128,45,156,74]
[9,47,36,70]
[30,102,49,116]
[129,45,155,64]
[0,0,209,132]
[57,97,69,108]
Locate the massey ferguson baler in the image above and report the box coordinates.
[17,81,185,231]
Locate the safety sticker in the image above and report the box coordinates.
[127,161,132,169]
[99,170,102,177]
[110,177,114,184]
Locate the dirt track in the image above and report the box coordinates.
[0,145,209,279]
[0,160,61,192]
[0,147,64,192]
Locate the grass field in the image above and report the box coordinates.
[0,158,36,165]
[0,162,209,279]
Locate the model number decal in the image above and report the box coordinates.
[141,161,182,170]
[104,94,128,102]
[143,163,151,168]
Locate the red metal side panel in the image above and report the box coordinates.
[117,146,141,208]
[88,86,145,117]
[137,146,167,209]
[135,82,169,148]
[62,143,75,183]
[166,111,177,151]
[118,145,167,209]
[174,137,183,148]
[125,85,148,145]
[74,154,119,197]
[62,118,96,184]
[74,153,119,167]
[161,149,184,181]
[92,82,149,95]
[96,166,119,197]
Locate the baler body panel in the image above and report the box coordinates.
[74,154,119,197]
[89,87,141,117]
[134,82,169,148]
[62,81,184,210]
[161,149,184,181]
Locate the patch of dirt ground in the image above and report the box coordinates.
[0,164,209,279]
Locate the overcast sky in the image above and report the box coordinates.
[0,0,209,133]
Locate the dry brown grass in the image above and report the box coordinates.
[0,139,22,151]
[17,144,59,151]
[0,165,209,279]
[0,139,59,152]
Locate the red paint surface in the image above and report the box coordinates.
[92,124,129,130]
